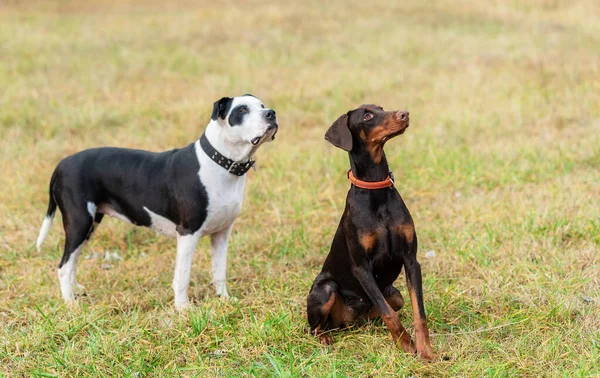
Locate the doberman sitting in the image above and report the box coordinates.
[306,105,435,360]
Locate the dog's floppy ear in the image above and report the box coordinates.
[325,113,352,151]
[211,97,233,121]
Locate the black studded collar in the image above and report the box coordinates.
[199,133,255,176]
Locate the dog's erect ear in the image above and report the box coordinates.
[325,113,352,151]
[211,97,233,121]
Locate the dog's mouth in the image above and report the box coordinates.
[270,125,278,141]
[252,124,278,145]
[382,123,409,142]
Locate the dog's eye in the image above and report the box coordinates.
[364,112,374,121]
[240,106,248,113]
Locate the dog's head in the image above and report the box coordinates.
[325,104,409,161]
[211,94,278,149]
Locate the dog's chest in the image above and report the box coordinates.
[195,142,246,236]
[201,177,244,235]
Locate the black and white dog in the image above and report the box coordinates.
[36,94,278,310]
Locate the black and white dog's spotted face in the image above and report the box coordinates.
[211,95,278,147]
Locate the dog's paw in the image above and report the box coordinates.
[417,346,437,362]
[174,300,191,313]
[218,291,230,299]
[214,283,229,299]
[319,334,334,345]
[395,335,417,355]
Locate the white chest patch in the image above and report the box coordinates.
[194,140,246,236]
[144,206,178,237]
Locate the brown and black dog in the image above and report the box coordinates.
[306,105,435,360]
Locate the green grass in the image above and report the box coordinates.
[1,0,599,376]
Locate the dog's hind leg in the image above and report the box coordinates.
[307,280,338,345]
[71,212,104,292]
[57,202,97,303]
[366,285,405,319]
[384,285,405,311]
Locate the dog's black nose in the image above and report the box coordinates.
[265,109,276,120]
[398,111,409,121]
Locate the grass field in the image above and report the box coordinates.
[1,0,599,376]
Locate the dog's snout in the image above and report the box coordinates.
[397,111,409,121]
[265,109,276,120]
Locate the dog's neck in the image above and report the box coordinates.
[348,148,390,182]
[203,121,255,163]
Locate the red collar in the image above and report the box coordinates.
[347,169,394,190]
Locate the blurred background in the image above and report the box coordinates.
[1,0,599,376]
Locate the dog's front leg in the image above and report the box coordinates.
[210,224,233,299]
[405,258,436,360]
[173,231,201,311]
[352,265,416,354]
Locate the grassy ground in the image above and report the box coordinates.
[1,0,599,376]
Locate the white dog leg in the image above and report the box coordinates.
[58,243,85,303]
[71,220,100,292]
[70,247,85,291]
[210,225,234,299]
[173,231,201,311]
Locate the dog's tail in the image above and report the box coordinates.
[36,172,58,252]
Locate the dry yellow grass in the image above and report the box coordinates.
[1,0,599,376]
